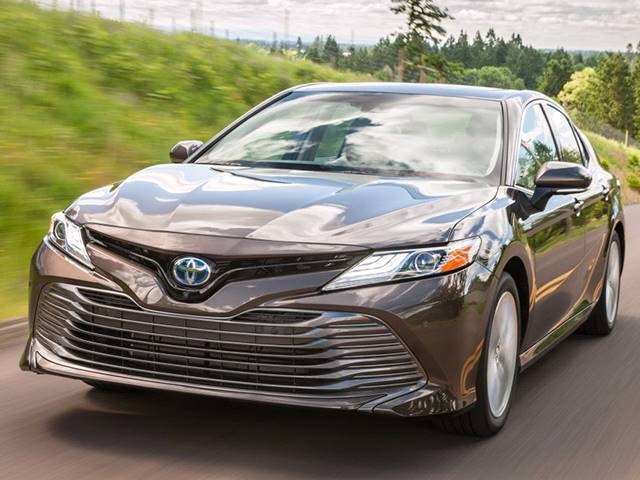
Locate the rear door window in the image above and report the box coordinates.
[544,106,584,165]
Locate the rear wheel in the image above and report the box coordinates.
[432,274,520,437]
[580,232,622,336]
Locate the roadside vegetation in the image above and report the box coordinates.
[0,0,638,319]
[0,0,367,319]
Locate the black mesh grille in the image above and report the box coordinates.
[35,284,424,400]
[85,229,361,302]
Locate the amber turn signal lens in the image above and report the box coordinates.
[440,245,476,273]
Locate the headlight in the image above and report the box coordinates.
[323,237,481,291]
[48,212,93,268]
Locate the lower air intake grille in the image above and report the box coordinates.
[35,283,424,400]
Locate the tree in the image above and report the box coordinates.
[538,55,573,97]
[455,66,525,89]
[596,54,634,133]
[632,61,640,137]
[558,67,600,118]
[305,36,323,63]
[470,31,485,69]
[321,35,341,67]
[390,0,452,82]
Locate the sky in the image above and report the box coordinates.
[63,0,640,51]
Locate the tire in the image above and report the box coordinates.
[579,232,622,336]
[431,273,520,437]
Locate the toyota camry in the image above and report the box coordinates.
[20,83,624,436]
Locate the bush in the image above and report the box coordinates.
[626,173,640,192]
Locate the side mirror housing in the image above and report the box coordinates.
[531,161,592,209]
[169,140,203,163]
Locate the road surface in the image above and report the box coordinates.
[2,206,640,480]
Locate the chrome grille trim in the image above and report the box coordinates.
[35,283,425,400]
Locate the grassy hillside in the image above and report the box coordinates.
[0,2,638,320]
[585,133,640,204]
[0,1,368,319]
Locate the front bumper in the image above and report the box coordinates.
[23,337,463,416]
[21,238,496,417]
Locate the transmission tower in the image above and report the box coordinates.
[196,0,203,32]
[284,8,290,48]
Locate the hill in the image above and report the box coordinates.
[0,1,638,319]
[0,1,368,318]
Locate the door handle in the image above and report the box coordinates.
[601,184,610,201]
[573,198,585,215]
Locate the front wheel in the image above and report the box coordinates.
[432,273,520,437]
[580,232,622,336]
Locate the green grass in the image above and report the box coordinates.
[0,1,368,320]
[585,132,640,204]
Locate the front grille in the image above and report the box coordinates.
[35,284,424,401]
[85,229,362,302]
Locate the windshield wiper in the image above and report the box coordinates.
[206,160,382,175]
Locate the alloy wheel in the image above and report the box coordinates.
[486,291,518,418]
[605,241,621,327]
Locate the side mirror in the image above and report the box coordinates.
[169,140,203,163]
[531,161,592,209]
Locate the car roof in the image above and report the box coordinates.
[293,82,548,104]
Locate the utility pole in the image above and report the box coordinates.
[350,29,355,47]
[171,16,176,33]
[90,0,95,15]
[284,8,290,49]
[209,20,215,37]
[225,28,229,40]
[119,0,125,21]
[196,0,203,32]
[190,8,195,32]
[148,8,154,27]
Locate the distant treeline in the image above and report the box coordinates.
[281,30,604,92]
[278,31,640,142]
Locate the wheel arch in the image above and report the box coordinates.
[494,244,533,346]
[614,221,625,271]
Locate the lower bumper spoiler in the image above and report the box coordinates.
[21,337,471,417]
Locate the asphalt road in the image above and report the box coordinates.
[2,206,640,480]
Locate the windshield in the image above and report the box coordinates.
[198,92,503,181]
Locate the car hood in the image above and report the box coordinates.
[67,164,497,249]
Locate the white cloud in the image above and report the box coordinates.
[79,0,639,50]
